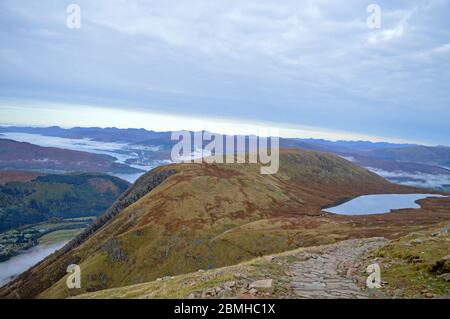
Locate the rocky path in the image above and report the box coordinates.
[289,238,387,299]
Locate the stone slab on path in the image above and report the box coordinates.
[289,238,387,299]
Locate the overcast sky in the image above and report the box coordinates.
[0,0,449,145]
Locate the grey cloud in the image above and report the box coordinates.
[0,0,449,144]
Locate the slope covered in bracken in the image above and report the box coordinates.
[0,171,47,185]
[1,149,449,299]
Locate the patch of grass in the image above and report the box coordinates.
[38,229,84,245]
[72,253,288,299]
[367,224,450,298]
[74,229,450,299]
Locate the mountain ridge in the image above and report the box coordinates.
[3,148,444,299]
[2,126,449,190]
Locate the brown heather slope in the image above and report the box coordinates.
[1,149,449,299]
[0,171,46,185]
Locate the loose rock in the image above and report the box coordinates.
[249,279,273,292]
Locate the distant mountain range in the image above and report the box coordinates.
[1,126,449,190]
[365,145,450,168]
[0,126,171,143]
[285,138,417,153]
[0,125,422,150]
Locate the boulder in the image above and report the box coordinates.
[249,279,273,292]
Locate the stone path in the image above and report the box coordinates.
[289,238,387,299]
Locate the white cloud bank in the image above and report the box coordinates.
[368,167,450,189]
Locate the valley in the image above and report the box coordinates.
[0,241,68,288]
[0,138,143,176]
[0,171,130,286]
[0,127,448,299]
[0,172,130,232]
[0,217,93,262]
[1,149,449,299]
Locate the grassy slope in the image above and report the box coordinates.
[365,224,450,297]
[74,224,450,299]
[38,229,85,245]
[2,149,449,299]
[72,246,293,299]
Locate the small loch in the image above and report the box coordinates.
[323,194,447,216]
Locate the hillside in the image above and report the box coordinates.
[347,154,450,175]
[366,146,450,168]
[0,173,130,232]
[1,149,449,299]
[0,171,47,185]
[71,238,387,299]
[0,139,141,174]
[1,126,448,189]
[74,224,450,299]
